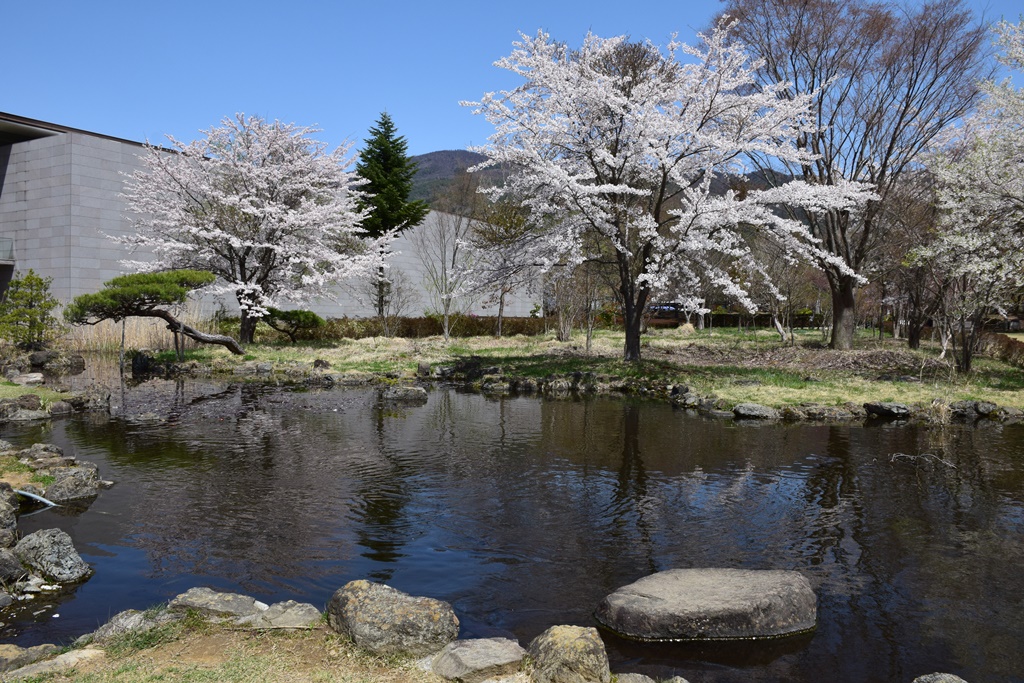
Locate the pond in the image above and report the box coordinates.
[2,375,1023,682]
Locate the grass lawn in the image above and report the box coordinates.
[147,326,1024,411]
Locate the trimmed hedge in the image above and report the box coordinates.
[314,315,546,340]
[227,314,547,342]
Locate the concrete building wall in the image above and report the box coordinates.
[0,125,539,321]
[0,132,148,304]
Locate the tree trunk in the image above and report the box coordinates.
[239,312,257,345]
[622,298,644,361]
[374,266,390,319]
[907,323,923,350]
[119,318,126,375]
[496,292,505,338]
[829,275,858,350]
[147,309,244,354]
[618,249,650,361]
[442,301,452,342]
[772,315,786,343]
[956,323,973,374]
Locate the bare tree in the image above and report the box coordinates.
[360,267,419,338]
[469,197,539,337]
[545,263,610,351]
[872,172,950,349]
[413,175,480,340]
[716,0,991,349]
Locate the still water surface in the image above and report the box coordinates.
[2,377,1023,682]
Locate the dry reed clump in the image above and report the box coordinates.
[62,304,219,354]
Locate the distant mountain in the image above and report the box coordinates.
[408,150,791,209]
[409,150,505,206]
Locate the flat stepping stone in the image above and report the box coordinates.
[595,568,816,641]
[432,638,526,683]
[169,587,262,617]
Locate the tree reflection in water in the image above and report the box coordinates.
[2,384,1022,683]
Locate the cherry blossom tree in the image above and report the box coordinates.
[921,18,1024,372]
[465,24,872,361]
[119,114,380,344]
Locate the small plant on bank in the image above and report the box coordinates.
[0,269,63,350]
[29,473,55,488]
[0,456,32,478]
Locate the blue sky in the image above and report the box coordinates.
[6,0,1021,157]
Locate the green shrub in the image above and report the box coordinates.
[0,269,62,350]
[264,308,326,343]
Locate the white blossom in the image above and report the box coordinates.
[926,18,1024,287]
[919,18,1024,371]
[119,114,384,337]
[464,22,872,359]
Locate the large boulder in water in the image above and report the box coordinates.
[527,625,610,683]
[0,548,27,584]
[44,465,100,503]
[595,568,816,641]
[13,529,92,583]
[327,580,459,656]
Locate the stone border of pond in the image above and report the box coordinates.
[0,439,113,627]
[100,351,1024,428]
[0,580,972,683]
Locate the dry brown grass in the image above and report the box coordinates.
[34,627,457,683]
[62,304,219,355]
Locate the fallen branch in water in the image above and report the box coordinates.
[889,452,957,469]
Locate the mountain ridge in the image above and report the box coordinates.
[409,150,499,205]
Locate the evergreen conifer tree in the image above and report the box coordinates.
[356,113,429,316]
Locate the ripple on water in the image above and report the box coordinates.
[2,381,1023,683]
